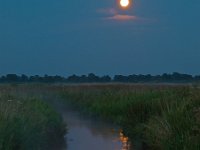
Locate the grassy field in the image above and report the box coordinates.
[0,84,66,150]
[60,84,200,150]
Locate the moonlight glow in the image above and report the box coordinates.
[120,0,130,8]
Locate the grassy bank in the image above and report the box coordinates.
[60,84,200,150]
[0,90,66,150]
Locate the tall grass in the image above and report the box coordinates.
[60,84,200,149]
[0,91,66,150]
[144,88,200,150]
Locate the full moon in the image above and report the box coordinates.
[120,0,130,7]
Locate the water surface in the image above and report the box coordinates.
[56,103,131,150]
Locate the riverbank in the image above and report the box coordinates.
[60,84,200,150]
[1,83,199,149]
[0,86,66,150]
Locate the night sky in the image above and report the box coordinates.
[0,0,200,76]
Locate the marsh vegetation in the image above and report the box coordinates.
[60,84,200,150]
[0,85,66,150]
[0,84,200,150]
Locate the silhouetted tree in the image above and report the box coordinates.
[6,74,19,82]
[0,73,199,83]
[114,75,129,82]
[87,73,100,82]
[67,74,80,82]
[100,75,111,82]
[20,74,29,82]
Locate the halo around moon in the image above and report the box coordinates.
[118,0,132,10]
[120,0,129,7]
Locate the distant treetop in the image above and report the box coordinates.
[0,72,199,83]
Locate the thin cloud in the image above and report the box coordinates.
[106,14,137,21]
[97,8,137,21]
[97,8,117,15]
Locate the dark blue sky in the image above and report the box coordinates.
[0,0,200,76]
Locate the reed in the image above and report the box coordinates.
[61,84,200,149]
[0,91,66,150]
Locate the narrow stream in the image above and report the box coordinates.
[63,110,130,150]
[55,102,131,150]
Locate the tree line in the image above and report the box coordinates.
[0,72,200,83]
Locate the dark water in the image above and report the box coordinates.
[56,103,131,150]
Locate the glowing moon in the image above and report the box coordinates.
[120,0,130,8]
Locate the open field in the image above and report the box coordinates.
[60,84,200,150]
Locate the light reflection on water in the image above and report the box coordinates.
[58,106,132,150]
[119,130,131,150]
